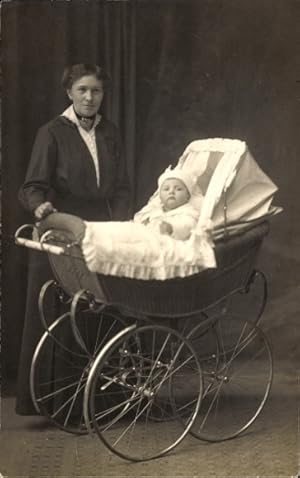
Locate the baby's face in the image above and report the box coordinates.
[159,178,190,211]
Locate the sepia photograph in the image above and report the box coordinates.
[1,0,299,476]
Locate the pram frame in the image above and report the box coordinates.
[15,212,273,461]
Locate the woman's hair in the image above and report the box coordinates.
[61,63,111,90]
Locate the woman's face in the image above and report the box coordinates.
[67,75,104,117]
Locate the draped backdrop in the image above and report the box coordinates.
[2,0,300,378]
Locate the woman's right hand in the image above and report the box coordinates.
[34,201,57,220]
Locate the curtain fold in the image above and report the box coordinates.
[104,2,136,211]
[2,0,137,377]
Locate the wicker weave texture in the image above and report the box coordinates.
[46,220,269,318]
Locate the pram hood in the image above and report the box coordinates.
[135,138,281,238]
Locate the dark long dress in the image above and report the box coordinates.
[16,115,130,414]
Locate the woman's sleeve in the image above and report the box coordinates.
[110,126,131,221]
[18,125,57,215]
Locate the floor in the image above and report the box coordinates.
[1,245,299,477]
[0,363,297,477]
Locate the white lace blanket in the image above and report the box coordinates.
[81,221,216,280]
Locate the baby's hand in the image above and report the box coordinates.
[160,221,173,235]
[34,201,57,220]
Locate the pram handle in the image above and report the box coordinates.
[15,224,65,255]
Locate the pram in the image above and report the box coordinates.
[15,138,281,462]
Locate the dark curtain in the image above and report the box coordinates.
[2,0,137,378]
[3,0,300,378]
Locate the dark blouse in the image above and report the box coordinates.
[19,116,131,221]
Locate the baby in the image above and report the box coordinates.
[136,168,202,240]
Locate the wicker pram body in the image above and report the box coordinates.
[38,212,269,318]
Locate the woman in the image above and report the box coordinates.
[16,63,131,415]
[19,63,130,222]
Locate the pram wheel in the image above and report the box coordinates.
[85,324,203,461]
[189,318,273,442]
[185,319,220,397]
[30,307,125,434]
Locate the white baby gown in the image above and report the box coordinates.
[81,217,216,281]
[140,202,199,241]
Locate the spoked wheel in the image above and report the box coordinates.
[186,321,220,398]
[190,318,273,442]
[30,307,125,434]
[85,324,203,461]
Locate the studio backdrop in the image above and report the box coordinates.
[2,0,300,378]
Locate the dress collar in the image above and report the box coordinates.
[61,105,102,130]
